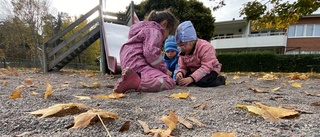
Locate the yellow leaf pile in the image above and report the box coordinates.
[237,102,299,122]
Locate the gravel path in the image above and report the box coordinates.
[0,69,320,137]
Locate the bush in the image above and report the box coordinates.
[217,52,320,72]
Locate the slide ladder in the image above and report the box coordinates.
[42,1,136,73]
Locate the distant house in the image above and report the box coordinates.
[211,14,320,54]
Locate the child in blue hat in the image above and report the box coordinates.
[163,35,180,80]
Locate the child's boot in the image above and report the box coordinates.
[114,67,141,93]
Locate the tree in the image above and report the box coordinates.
[212,0,320,30]
[134,0,215,41]
[10,0,52,60]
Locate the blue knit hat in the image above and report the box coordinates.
[164,35,179,52]
[175,21,197,43]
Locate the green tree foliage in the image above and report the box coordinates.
[0,17,32,58]
[10,0,52,60]
[237,0,319,30]
[134,0,215,41]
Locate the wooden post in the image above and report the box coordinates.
[42,43,48,73]
[99,0,107,74]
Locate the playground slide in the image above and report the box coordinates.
[102,22,130,73]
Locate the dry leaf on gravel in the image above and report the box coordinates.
[74,96,91,100]
[178,116,193,129]
[71,109,119,129]
[291,82,302,88]
[119,121,130,132]
[257,74,278,80]
[160,110,178,135]
[137,120,150,133]
[212,132,236,137]
[248,86,268,93]
[169,92,189,99]
[23,79,33,85]
[44,83,54,99]
[93,93,126,99]
[186,116,205,128]
[29,103,88,118]
[79,82,100,88]
[9,90,22,99]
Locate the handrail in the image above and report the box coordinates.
[212,32,287,40]
[48,17,100,58]
[44,5,100,46]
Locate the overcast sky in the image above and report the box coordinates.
[1,0,319,22]
[50,0,252,22]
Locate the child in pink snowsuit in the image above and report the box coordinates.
[114,9,179,93]
[175,21,226,87]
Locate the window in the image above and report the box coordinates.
[288,24,320,37]
[288,26,295,37]
[315,24,320,36]
[296,25,304,36]
[306,24,313,36]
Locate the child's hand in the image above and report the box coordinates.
[176,72,183,81]
[166,70,173,77]
[178,77,194,86]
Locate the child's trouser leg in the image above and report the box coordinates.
[195,71,225,87]
[137,66,175,92]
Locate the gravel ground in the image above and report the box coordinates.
[0,68,320,137]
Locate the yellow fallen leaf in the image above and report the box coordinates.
[93,93,126,99]
[248,86,268,93]
[161,110,178,135]
[236,104,262,115]
[212,132,236,137]
[178,116,193,129]
[169,92,189,99]
[44,83,54,99]
[186,116,205,128]
[255,102,299,118]
[79,82,100,88]
[291,83,302,88]
[74,96,91,100]
[71,109,118,129]
[257,74,278,80]
[137,120,150,133]
[31,92,39,96]
[260,107,280,123]
[86,72,94,77]
[9,90,22,99]
[3,80,8,86]
[24,79,33,85]
[233,75,239,79]
[272,87,281,92]
[29,103,88,118]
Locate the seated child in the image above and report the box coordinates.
[175,21,226,87]
[113,9,179,93]
[163,35,180,80]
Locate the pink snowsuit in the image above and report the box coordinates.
[177,39,222,82]
[119,21,175,92]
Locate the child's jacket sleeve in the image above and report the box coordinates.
[190,44,221,82]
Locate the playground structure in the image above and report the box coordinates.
[42,0,136,74]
